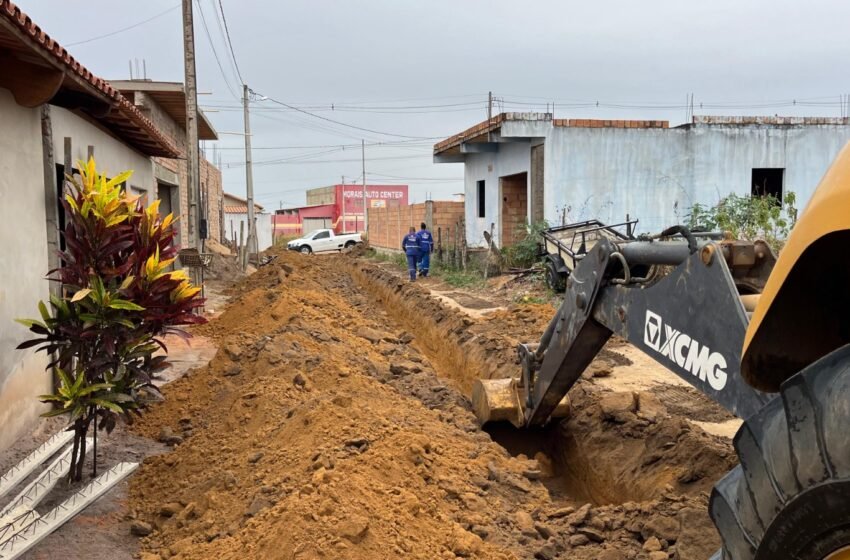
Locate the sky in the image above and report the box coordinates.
[20,0,850,209]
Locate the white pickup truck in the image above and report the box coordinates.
[287,229,362,254]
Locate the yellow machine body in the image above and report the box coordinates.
[742,142,850,391]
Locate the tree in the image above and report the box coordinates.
[16,158,206,481]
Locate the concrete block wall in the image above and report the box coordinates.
[154,156,222,246]
[367,201,464,251]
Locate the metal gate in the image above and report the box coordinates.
[302,217,331,235]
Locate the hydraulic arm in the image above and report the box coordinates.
[473,230,777,428]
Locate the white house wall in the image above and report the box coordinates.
[224,213,273,251]
[544,124,850,234]
[50,107,155,195]
[0,89,52,452]
[463,142,531,247]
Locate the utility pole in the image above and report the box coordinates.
[361,139,367,235]
[243,84,257,256]
[182,0,201,248]
[488,91,493,123]
[341,175,346,233]
[487,91,493,141]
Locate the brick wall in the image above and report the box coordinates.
[501,173,527,246]
[154,155,222,245]
[367,201,464,251]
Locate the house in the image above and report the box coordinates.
[434,112,850,248]
[0,0,191,451]
[223,192,272,251]
[110,80,222,246]
[272,184,408,240]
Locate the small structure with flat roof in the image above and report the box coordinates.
[435,112,850,248]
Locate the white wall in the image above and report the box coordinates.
[463,142,531,247]
[0,89,52,452]
[223,212,273,251]
[456,121,850,247]
[50,107,155,192]
[545,124,850,234]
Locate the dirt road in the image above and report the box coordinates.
[123,251,735,559]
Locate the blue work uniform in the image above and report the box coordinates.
[416,229,434,277]
[402,232,421,281]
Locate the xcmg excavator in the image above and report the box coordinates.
[471,145,850,560]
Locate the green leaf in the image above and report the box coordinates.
[108,300,145,311]
[56,368,73,391]
[15,318,45,329]
[90,398,125,413]
[119,275,136,291]
[78,382,115,397]
[72,370,85,393]
[38,300,51,322]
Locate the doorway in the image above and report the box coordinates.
[500,172,528,246]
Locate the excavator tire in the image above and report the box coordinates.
[709,344,850,560]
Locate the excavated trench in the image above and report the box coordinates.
[348,262,734,508]
[122,253,734,560]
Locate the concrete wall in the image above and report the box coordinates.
[463,142,531,247]
[306,185,335,206]
[455,121,850,247]
[224,212,273,251]
[0,89,52,452]
[51,106,155,193]
[544,124,850,234]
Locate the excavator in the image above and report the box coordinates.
[471,145,850,560]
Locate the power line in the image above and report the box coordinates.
[194,0,240,99]
[211,139,435,150]
[222,152,432,168]
[253,89,443,140]
[65,3,180,47]
[215,0,245,84]
[206,0,242,85]
[368,172,463,182]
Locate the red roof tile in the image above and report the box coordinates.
[0,0,180,158]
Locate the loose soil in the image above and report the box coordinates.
[123,251,736,560]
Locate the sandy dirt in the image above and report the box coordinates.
[116,251,737,560]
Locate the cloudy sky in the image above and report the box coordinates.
[22,0,850,207]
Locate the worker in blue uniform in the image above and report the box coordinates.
[402,226,421,282]
[416,222,434,277]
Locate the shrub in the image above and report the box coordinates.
[16,159,205,481]
[687,192,797,251]
[501,220,550,269]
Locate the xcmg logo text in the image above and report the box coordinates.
[643,309,728,390]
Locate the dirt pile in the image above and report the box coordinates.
[127,251,734,559]
[202,251,246,282]
[350,262,737,557]
[131,253,556,559]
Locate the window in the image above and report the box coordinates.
[476,180,486,218]
[752,168,784,200]
[314,230,330,240]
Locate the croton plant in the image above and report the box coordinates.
[17,158,206,481]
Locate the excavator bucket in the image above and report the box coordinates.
[471,378,570,427]
[742,142,850,392]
